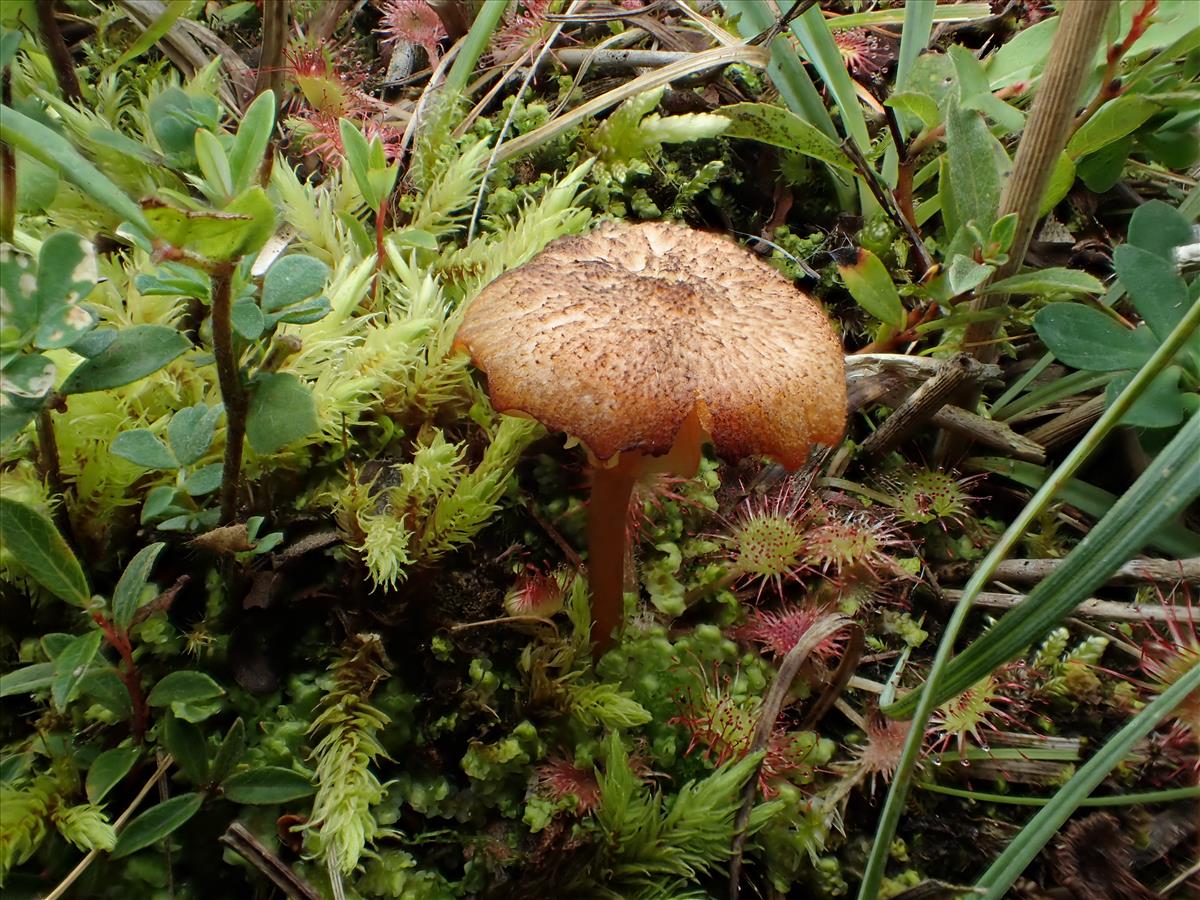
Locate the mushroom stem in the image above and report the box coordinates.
[587,454,641,654]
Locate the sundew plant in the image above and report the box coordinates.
[1,2,1199,899]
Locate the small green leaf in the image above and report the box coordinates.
[1,354,56,401]
[0,497,90,605]
[1034,304,1157,372]
[0,28,22,70]
[110,793,203,859]
[60,325,189,394]
[0,662,55,697]
[885,91,941,129]
[112,542,166,631]
[194,128,233,200]
[147,670,224,707]
[947,255,994,296]
[1038,153,1075,218]
[262,254,329,312]
[110,0,189,68]
[86,747,140,804]
[161,714,209,786]
[1114,244,1190,342]
[988,214,1018,256]
[112,430,177,470]
[838,248,907,329]
[36,231,97,309]
[168,403,222,466]
[339,119,375,208]
[1127,199,1194,261]
[245,372,318,455]
[981,268,1105,297]
[944,96,1006,233]
[1106,366,1186,429]
[228,90,275,193]
[1067,94,1159,160]
[184,462,223,497]
[209,718,246,785]
[52,630,103,711]
[221,767,314,804]
[231,298,265,339]
[80,668,132,720]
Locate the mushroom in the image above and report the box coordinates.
[453,221,846,653]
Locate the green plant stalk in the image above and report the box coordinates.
[857,293,1200,900]
[34,401,69,536]
[210,262,244,525]
[918,781,1200,808]
[440,0,509,104]
[975,661,1200,897]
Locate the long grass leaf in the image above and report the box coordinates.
[974,661,1200,897]
[857,294,1200,900]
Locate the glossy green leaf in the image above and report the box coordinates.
[339,118,375,208]
[86,747,140,804]
[112,542,166,631]
[60,325,188,394]
[111,793,203,859]
[1033,304,1157,371]
[982,268,1105,297]
[262,254,329,312]
[143,187,275,261]
[0,497,89,605]
[1038,154,1075,218]
[147,670,224,707]
[0,662,55,697]
[0,105,148,230]
[221,767,314,804]
[1113,244,1190,342]
[161,714,209,785]
[715,103,856,174]
[80,668,132,720]
[245,372,318,455]
[947,255,994,296]
[1066,94,1159,160]
[52,630,103,711]
[194,128,232,200]
[209,718,246,786]
[838,248,907,329]
[112,430,177,470]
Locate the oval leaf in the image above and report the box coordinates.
[838,248,907,329]
[0,497,90,605]
[1033,304,1157,371]
[147,670,224,707]
[1113,244,1190,342]
[982,268,1104,297]
[112,430,177,470]
[52,630,103,711]
[221,767,314,805]
[245,372,318,455]
[87,747,140,804]
[262,254,329,312]
[110,793,203,859]
[61,325,189,394]
[112,542,166,631]
[0,662,55,698]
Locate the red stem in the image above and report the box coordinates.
[92,612,149,743]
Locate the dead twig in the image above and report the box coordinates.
[928,405,1045,463]
[219,822,322,900]
[939,556,1200,587]
[937,589,1189,623]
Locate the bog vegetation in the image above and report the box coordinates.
[1,1,1198,899]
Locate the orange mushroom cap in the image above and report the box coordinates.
[453,220,847,469]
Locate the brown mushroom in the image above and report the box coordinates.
[453,220,846,653]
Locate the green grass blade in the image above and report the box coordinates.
[857,294,1200,900]
[789,6,875,214]
[974,661,1200,897]
[893,412,1200,719]
[918,781,1200,808]
[895,0,935,95]
[441,1,510,102]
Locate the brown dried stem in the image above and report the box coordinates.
[210,262,245,525]
[35,0,81,103]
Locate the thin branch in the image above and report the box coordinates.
[210,262,244,525]
[219,822,321,900]
[35,0,81,103]
[938,556,1200,587]
[929,405,1045,463]
[937,589,1190,623]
